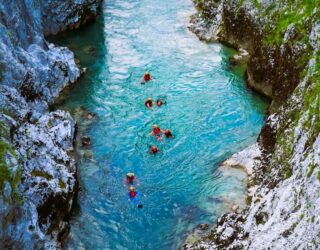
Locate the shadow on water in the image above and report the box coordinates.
[50,0,270,249]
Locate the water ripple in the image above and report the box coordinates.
[53,0,269,249]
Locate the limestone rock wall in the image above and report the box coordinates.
[0,0,101,248]
[186,1,320,249]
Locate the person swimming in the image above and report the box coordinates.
[123,173,140,185]
[148,124,163,140]
[156,99,164,107]
[141,72,153,84]
[128,186,143,208]
[164,129,173,138]
[149,145,159,154]
[145,97,153,108]
[128,186,137,198]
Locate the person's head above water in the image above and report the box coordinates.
[156,99,163,106]
[149,145,159,154]
[145,98,153,107]
[126,173,134,178]
[152,124,162,137]
[129,186,137,198]
[164,129,173,137]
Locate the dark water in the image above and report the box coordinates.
[51,0,268,249]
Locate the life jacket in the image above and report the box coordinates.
[129,191,137,198]
[150,146,158,153]
[127,176,134,184]
[153,127,161,135]
[144,74,150,81]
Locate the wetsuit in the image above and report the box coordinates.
[150,146,159,154]
[123,176,140,185]
[128,191,143,208]
[144,74,151,81]
[165,130,173,138]
[145,100,152,108]
[153,127,161,135]
[129,191,137,198]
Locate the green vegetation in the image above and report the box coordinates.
[58,178,66,190]
[31,170,53,180]
[47,119,53,128]
[0,120,21,202]
[262,0,320,178]
[261,1,320,45]
[307,159,316,178]
[246,195,252,205]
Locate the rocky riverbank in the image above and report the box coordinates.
[0,0,101,248]
[185,0,320,249]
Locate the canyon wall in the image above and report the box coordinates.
[186,0,320,249]
[0,0,101,248]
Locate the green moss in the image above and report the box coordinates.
[26,148,31,160]
[47,119,53,128]
[31,170,53,180]
[311,216,315,223]
[307,159,316,178]
[300,213,305,220]
[317,171,320,182]
[263,1,320,46]
[284,166,292,179]
[246,195,252,205]
[0,120,21,202]
[253,0,262,9]
[275,129,294,179]
[58,178,66,190]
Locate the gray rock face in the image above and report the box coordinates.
[187,0,320,249]
[0,0,101,248]
[41,0,102,36]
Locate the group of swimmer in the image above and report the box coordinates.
[123,173,143,208]
[142,72,174,152]
[125,71,174,208]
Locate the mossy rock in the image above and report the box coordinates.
[31,170,53,180]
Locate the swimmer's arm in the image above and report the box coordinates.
[135,178,141,185]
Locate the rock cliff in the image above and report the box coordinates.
[186,0,320,249]
[0,0,101,248]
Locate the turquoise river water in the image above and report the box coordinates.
[52,0,269,249]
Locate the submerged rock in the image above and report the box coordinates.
[84,112,96,120]
[229,48,249,66]
[81,136,91,146]
[83,45,96,56]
